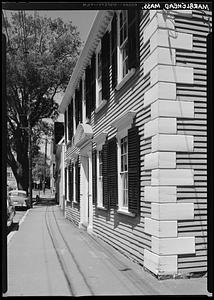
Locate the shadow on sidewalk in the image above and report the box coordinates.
[7,222,19,235]
[33,198,56,207]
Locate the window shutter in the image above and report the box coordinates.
[64,111,67,143]
[75,159,80,203]
[68,101,73,141]
[79,79,83,123]
[64,167,67,200]
[128,126,140,215]
[101,31,110,101]
[91,53,96,111]
[68,163,73,201]
[75,89,79,128]
[128,10,140,70]
[111,13,118,89]
[102,141,109,208]
[92,150,97,205]
[107,137,118,208]
[85,65,91,119]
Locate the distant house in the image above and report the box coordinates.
[7,166,17,189]
[58,9,211,278]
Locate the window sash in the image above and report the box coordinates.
[120,136,128,208]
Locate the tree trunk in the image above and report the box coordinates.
[8,133,29,193]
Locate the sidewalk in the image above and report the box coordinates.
[4,202,212,296]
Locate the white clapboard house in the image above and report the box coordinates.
[57,9,212,278]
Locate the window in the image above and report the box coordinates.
[120,136,128,208]
[111,111,140,215]
[119,10,128,78]
[111,10,140,90]
[96,42,102,107]
[95,31,110,113]
[93,132,108,208]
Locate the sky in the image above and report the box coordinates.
[33,10,98,45]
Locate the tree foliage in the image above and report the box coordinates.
[32,151,50,182]
[3,11,81,191]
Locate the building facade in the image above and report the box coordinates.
[58,9,212,278]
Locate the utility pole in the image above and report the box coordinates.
[28,117,32,207]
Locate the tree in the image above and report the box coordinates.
[3,11,81,191]
[32,151,50,187]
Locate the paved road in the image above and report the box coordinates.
[4,202,211,297]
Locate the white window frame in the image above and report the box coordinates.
[120,135,128,208]
[97,149,103,207]
[115,10,136,91]
[93,132,108,210]
[111,111,137,215]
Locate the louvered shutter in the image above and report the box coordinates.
[68,163,73,201]
[128,9,140,69]
[92,150,97,205]
[107,137,118,208]
[79,79,83,123]
[75,89,79,128]
[64,167,67,200]
[91,53,96,111]
[75,159,80,203]
[68,101,73,141]
[102,141,109,208]
[128,126,140,215]
[64,111,67,143]
[85,65,91,119]
[111,13,118,89]
[101,31,110,100]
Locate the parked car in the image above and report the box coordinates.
[7,195,16,227]
[8,190,30,209]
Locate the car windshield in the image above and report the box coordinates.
[9,191,26,197]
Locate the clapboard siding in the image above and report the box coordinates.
[90,10,152,265]
[66,202,80,227]
[175,10,210,275]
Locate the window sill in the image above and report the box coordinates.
[117,209,136,217]
[95,99,107,114]
[115,68,136,91]
[97,205,107,211]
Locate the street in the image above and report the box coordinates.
[4,200,211,297]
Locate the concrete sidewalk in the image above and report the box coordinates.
[4,203,212,297]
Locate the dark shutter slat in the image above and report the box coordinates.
[111,13,117,89]
[85,65,91,119]
[91,53,96,111]
[128,126,140,215]
[79,79,83,123]
[128,10,140,69]
[75,159,80,203]
[101,31,110,101]
[107,137,118,208]
[68,163,73,201]
[68,101,73,141]
[92,150,97,205]
[65,167,67,200]
[64,111,67,143]
[102,141,109,208]
[75,89,79,128]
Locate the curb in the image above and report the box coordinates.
[7,208,30,245]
